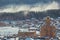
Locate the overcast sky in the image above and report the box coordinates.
[0,0,60,13]
[0,0,60,6]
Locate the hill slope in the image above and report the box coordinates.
[0,9,60,20]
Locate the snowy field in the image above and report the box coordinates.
[0,27,19,36]
[0,27,34,40]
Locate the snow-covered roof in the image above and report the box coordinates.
[19,28,29,32]
[29,27,37,29]
[19,28,35,32]
[36,31,40,35]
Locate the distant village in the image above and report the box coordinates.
[0,16,60,40]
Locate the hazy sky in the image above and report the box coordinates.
[0,0,60,13]
[0,0,60,6]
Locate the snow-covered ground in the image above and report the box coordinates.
[6,37,19,40]
[0,27,19,36]
[25,38,34,40]
[0,27,19,40]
